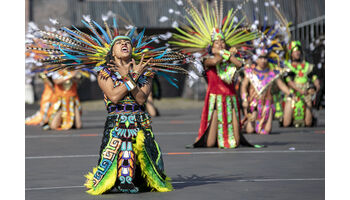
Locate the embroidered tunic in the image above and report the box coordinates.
[84,67,172,195]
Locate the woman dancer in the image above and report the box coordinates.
[170,0,260,148]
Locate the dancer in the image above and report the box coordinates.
[44,70,83,130]
[283,41,320,127]
[240,45,291,134]
[30,16,190,194]
[239,1,294,134]
[170,0,261,148]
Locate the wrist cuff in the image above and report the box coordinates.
[122,74,137,91]
[221,49,231,61]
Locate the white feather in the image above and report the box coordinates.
[270,1,275,6]
[44,25,50,31]
[252,55,258,61]
[253,39,260,47]
[175,0,183,6]
[169,8,174,14]
[251,24,257,30]
[83,15,91,22]
[233,16,238,23]
[28,22,39,31]
[102,14,108,21]
[159,16,169,23]
[253,0,258,3]
[125,25,134,30]
[159,32,172,40]
[264,2,269,7]
[172,21,179,28]
[152,36,160,44]
[107,10,115,17]
[49,18,59,25]
[264,16,268,21]
[175,11,181,15]
[237,4,242,10]
[256,48,262,56]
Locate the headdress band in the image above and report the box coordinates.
[111,36,132,46]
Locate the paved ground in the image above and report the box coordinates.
[25,101,325,200]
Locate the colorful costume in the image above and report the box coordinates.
[85,66,172,194]
[25,73,54,125]
[170,0,260,148]
[196,66,242,148]
[284,41,318,127]
[28,15,190,194]
[239,0,292,134]
[243,64,287,134]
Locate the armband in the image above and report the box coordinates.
[312,75,318,83]
[219,49,231,61]
[122,73,137,91]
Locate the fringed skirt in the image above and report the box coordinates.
[84,112,172,195]
[195,93,241,148]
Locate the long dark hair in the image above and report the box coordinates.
[105,42,117,66]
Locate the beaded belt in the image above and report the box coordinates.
[107,104,145,113]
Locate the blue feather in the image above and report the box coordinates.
[137,37,158,50]
[136,28,145,48]
[154,50,168,59]
[128,27,136,38]
[92,20,111,43]
[149,46,168,52]
[262,15,267,32]
[156,71,178,88]
[81,20,104,45]
[113,17,118,29]
[57,45,81,63]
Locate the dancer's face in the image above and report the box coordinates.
[112,39,132,60]
[256,53,268,69]
[212,37,226,53]
[291,50,301,61]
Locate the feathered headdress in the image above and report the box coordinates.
[243,0,292,68]
[27,15,190,75]
[169,0,258,55]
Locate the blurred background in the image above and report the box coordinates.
[25,0,325,105]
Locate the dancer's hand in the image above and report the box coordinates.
[132,54,153,74]
[229,47,237,55]
[107,59,132,77]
